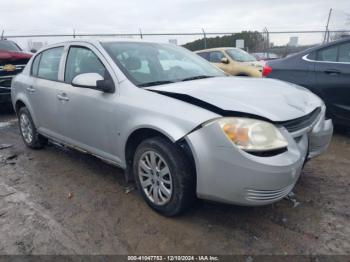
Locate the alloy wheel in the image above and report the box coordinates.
[20,113,33,144]
[138,150,173,205]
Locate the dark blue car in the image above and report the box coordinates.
[264,37,350,127]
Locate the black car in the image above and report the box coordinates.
[0,40,32,105]
[264,38,350,127]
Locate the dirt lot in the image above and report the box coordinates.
[0,105,349,255]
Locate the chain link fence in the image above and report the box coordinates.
[2,29,350,58]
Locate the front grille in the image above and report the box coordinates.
[246,184,294,202]
[248,147,287,157]
[278,107,321,133]
[0,76,13,88]
[0,64,26,77]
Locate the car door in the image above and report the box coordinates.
[56,44,121,164]
[28,46,64,137]
[314,41,350,124]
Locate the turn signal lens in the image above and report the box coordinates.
[222,123,249,147]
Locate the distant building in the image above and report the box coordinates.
[168,39,178,45]
[27,40,47,52]
[288,36,298,47]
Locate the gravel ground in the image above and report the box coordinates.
[0,105,349,255]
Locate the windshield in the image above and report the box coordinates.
[102,42,225,87]
[0,41,22,52]
[226,48,256,62]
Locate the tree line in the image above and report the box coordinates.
[183,31,268,52]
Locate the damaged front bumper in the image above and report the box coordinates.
[185,109,333,206]
[308,117,333,159]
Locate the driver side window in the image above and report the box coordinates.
[65,46,106,84]
[208,51,225,63]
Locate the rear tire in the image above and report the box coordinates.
[133,137,196,216]
[18,107,47,149]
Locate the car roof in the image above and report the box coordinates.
[195,47,239,53]
[302,37,350,53]
[33,38,175,54]
[42,38,168,48]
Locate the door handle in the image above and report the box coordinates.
[26,86,35,93]
[324,69,341,75]
[57,93,70,101]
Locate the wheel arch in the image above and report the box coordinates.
[15,99,26,113]
[123,127,196,183]
[13,97,39,128]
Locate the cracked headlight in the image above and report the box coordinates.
[217,118,288,152]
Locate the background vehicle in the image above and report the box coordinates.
[252,52,280,61]
[0,40,32,105]
[12,40,332,216]
[264,38,350,127]
[195,47,263,77]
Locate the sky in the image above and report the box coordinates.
[1,0,350,49]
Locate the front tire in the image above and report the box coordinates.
[133,137,195,216]
[18,107,47,149]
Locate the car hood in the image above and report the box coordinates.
[242,60,265,69]
[0,50,32,63]
[147,77,323,122]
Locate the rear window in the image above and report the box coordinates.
[37,47,64,81]
[317,46,338,62]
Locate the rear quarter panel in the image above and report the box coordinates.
[11,73,35,119]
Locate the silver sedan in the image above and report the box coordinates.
[11,40,333,216]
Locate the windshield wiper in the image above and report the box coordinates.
[180,75,215,82]
[138,80,175,87]
[138,75,215,87]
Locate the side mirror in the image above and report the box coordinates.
[72,73,115,93]
[221,57,229,64]
[30,49,37,53]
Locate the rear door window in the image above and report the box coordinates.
[317,46,338,62]
[37,47,64,81]
[338,42,350,63]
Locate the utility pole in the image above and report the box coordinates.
[324,8,333,43]
[1,30,4,40]
[139,28,143,39]
[202,28,207,49]
[264,27,270,58]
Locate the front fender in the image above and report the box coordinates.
[118,115,204,166]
